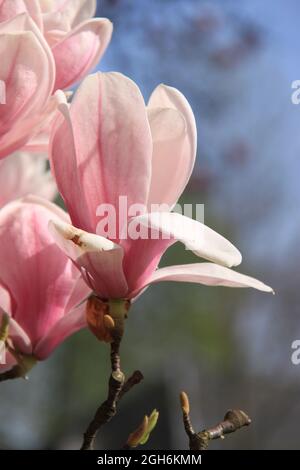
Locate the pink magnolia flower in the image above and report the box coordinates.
[0,0,113,90]
[49,72,272,305]
[0,152,57,207]
[0,14,55,159]
[0,196,90,375]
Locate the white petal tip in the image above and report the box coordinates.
[231,247,243,266]
[254,282,274,294]
[49,220,121,253]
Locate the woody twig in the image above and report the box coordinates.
[80,297,143,450]
[180,391,251,450]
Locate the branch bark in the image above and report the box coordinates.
[180,391,251,450]
[0,365,24,382]
[80,298,143,450]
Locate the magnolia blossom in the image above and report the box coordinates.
[49,72,272,304]
[0,0,113,90]
[0,13,56,159]
[0,196,90,374]
[0,152,57,207]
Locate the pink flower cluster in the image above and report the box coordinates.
[0,1,272,376]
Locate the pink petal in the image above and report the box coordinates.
[0,196,82,347]
[42,0,96,32]
[50,91,91,232]
[122,210,242,297]
[0,0,28,22]
[52,18,113,90]
[0,152,57,207]
[7,317,33,355]
[0,350,17,373]
[132,212,242,268]
[49,219,128,299]
[122,236,174,299]
[0,14,55,158]
[64,273,91,312]
[146,106,188,209]
[0,283,11,313]
[35,302,86,360]
[147,84,197,208]
[22,93,61,153]
[22,0,43,29]
[0,0,42,30]
[136,262,273,297]
[50,73,152,234]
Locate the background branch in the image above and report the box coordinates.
[180,391,251,450]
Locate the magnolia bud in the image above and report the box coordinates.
[126,416,149,448]
[180,391,190,415]
[103,314,115,330]
[140,409,159,445]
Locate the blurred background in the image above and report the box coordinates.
[1,0,300,450]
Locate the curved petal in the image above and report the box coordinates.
[7,317,33,355]
[64,275,91,312]
[0,14,55,158]
[42,0,96,32]
[35,302,87,360]
[21,193,69,220]
[0,338,5,364]
[0,283,11,313]
[49,90,91,232]
[0,0,42,30]
[52,18,113,90]
[0,0,28,21]
[22,92,61,153]
[50,73,152,234]
[0,350,17,373]
[132,212,242,268]
[147,84,197,207]
[0,197,80,347]
[122,236,174,299]
[0,309,32,355]
[146,106,188,209]
[49,219,128,299]
[135,262,273,297]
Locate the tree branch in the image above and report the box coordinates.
[0,365,24,382]
[80,329,124,450]
[180,391,251,450]
[118,370,144,401]
[80,298,143,450]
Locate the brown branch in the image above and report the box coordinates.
[0,353,36,382]
[80,367,124,449]
[0,365,24,382]
[80,309,143,450]
[180,391,251,450]
[80,335,124,451]
[80,298,144,450]
[80,365,143,449]
[118,370,144,401]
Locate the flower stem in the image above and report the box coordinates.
[80,300,143,450]
[80,344,124,450]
